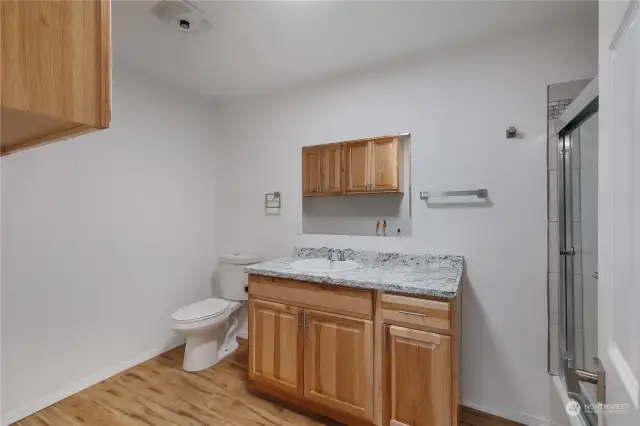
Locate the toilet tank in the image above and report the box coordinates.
[218,253,262,301]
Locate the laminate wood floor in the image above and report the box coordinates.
[14,345,521,426]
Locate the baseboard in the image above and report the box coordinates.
[2,336,185,426]
[463,401,564,426]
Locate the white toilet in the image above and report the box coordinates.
[171,253,261,372]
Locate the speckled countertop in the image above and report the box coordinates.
[244,247,464,298]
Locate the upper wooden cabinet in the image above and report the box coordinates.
[384,326,451,426]
[303,137,403,196]
[320,144,344,194]
[370,138,402,192]
[302,147,323,195]
[345,141,370,193]
[302,144,344,196]
[1,0,111,156]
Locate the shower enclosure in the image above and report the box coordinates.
[549,79,600,425]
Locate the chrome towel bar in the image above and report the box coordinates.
[419,189,488,200]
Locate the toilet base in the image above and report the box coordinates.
[183,329,220,372]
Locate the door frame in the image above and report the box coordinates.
[554,77,599,424]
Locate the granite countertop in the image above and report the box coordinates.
[245,247,464,299]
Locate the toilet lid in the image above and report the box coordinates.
[172,298,229,323]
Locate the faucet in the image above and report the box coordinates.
[326,248,345,262]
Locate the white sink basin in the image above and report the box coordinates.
[291,258,360,273]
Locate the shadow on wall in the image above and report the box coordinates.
[460,273,530,423]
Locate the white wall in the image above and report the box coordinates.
[1,65,218,424]
[214,19,597,426]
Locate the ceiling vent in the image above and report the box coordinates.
[150,0,212,34]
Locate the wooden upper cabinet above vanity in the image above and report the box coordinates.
[302,143,345,196]
[302,136,403,197]
[1,0,111,156]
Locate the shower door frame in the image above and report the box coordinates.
[554,85,600,425]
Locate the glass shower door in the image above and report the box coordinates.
[558,103,599,425]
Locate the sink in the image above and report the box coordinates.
[291,258,360,272]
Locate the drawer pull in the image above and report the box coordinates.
[398,310,427,317]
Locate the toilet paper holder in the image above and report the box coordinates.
[265,192,281,209]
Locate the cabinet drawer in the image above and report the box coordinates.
[248,275,373,319]
[381,293,450,331]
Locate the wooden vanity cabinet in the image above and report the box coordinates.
[1,0,111,155]
[383,326,452,426]
[248,275,459,426]
[304,309,374,420]
[248,299,303,394]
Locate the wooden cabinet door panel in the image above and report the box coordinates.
[249,299,302,394]
[1,0,110,127]
[321,144,344,194]
[345,141,370,193]
[302,148,322,195]
[304,309,374,420]
[384,326,451,426]
[371,138,401,192]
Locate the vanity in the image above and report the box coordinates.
[245,247,463,426]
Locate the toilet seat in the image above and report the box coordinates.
[172,298,229,324]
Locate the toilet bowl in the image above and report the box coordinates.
[171,253,261,372]
[172,298,242,371]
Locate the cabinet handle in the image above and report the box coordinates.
[398,310,427,317]
[298,311,302,328]
[304,311,309,328]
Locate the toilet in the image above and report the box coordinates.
[172,252,262,372]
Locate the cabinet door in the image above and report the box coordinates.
[1,0,111,154]
[302,147,323,195]
[345,141,370,193]
[384,326,451,426]
[370,138,402,192]
[320,144,344,194]
[249,299,302,394]
[303,309,374,421]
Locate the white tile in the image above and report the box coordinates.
[573,274,584,330]
[573,243,583,276]
[548,222,560,274]
[572,221,582,250]
[548,134,559,171]
[549,325,561,374]
[572,169,581,221]
[549,273,560,325]
[548,171,559,222]
[575,327,585,368]
[571,131,580,169]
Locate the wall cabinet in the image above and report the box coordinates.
[303,136,403,197]
[1,0,111,155]
[302,144,345,196]
[248,275,460,426]
[370,138,402,192]
[302,148,324,195]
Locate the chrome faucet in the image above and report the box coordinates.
[326,248,345,262]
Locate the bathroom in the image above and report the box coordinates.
[1,1,639,426]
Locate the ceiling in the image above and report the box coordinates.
[112,0,597,99]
